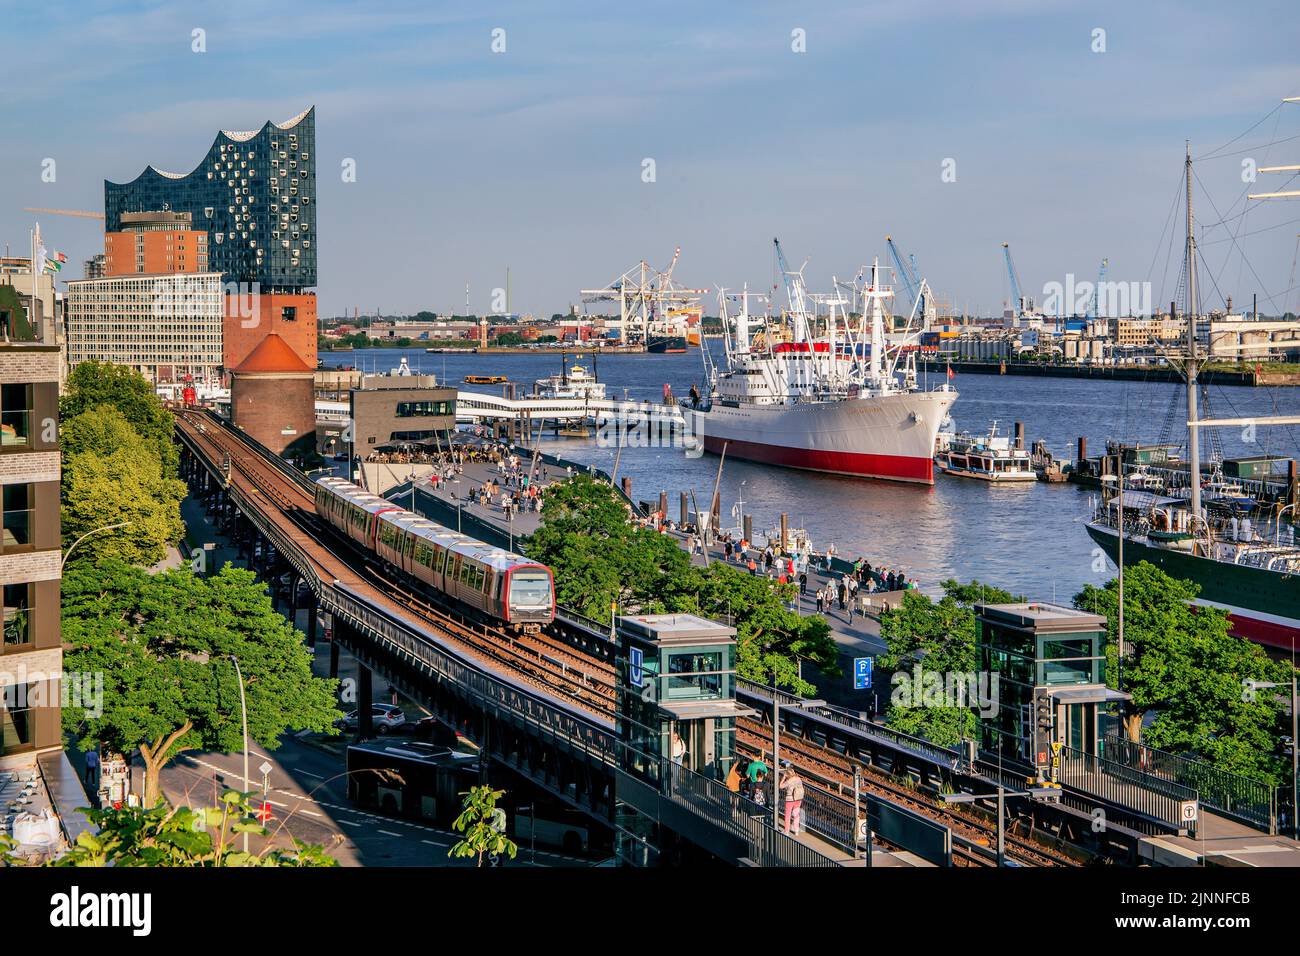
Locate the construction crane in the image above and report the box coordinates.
[23,207,105,220]
[1002,242,1028,320]
[1088,257,1109,320]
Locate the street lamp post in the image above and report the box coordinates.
[62,521,132,570]
[229,655,251,853]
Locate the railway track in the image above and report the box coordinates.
[174,411,617,721]
[176,410,1088,868]
[736,721,1081,867]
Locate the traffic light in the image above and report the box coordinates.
[1035,692,1054,737]
[1033,691,1055,778]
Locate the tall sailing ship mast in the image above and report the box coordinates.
[1085,142,1300,650]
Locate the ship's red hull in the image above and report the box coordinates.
[703,434,934,483]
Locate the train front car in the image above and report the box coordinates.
[503,561,555,628]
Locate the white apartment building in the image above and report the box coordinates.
[65,272,225,384]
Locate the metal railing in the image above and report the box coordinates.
[737,678,963,770]
[1058,743,1198,834]
[661,758,840,867]
[1102,732,1277,833]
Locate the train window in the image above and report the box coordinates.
[509,572,552,607]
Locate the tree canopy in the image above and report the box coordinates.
[525,475,838,695]
[61,560,340,806]
[876,579,1020,746]
[61,405,186,565]
[61,361,178,473]
[1073,561,1291,782]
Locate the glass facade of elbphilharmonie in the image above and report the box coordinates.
[104,107,316,292]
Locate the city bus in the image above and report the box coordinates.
[346,740,479,826]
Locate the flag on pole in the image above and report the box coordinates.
[946,363,955,381]
[43,252,65,274]
[33,223,47,274]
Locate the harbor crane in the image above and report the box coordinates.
[1002,241,1031,321]
[885,234,933,327]
[579,248,706,347]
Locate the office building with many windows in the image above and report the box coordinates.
[65,272,225,384]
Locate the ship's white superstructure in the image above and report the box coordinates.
[687,244,956,484]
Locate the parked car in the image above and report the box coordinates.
[336,703,407,735]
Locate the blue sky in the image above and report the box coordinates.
[2,0,1299,318]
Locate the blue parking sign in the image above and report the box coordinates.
[853,657,873,690]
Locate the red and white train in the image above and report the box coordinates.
[313,476,555,629]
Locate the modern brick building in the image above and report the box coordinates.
[0,286,64,769]
[103,210,209,277]
[349,375,457,453]
[229,333,316,459]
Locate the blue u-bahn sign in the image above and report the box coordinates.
[629,647,644,688]
[853,657,873,690]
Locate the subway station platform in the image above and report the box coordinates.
[1141,812,1300,867]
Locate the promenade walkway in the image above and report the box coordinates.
[411,453,904,709]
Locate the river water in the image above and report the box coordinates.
[324,346,1300,603]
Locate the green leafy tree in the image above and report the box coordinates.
[526,475,838,694]
[61,407,187,566]
[877,579,1020,746]
[61,560,340,807]
[449,786,517,867]
[1073,561,1290,780]
[61,361,178,472]
[35,792,336,867]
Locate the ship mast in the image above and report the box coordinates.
[1184,142,1203,527]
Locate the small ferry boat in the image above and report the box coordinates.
[935,421,1037,482]
[535,356,606,401]
[464,374,508,385]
